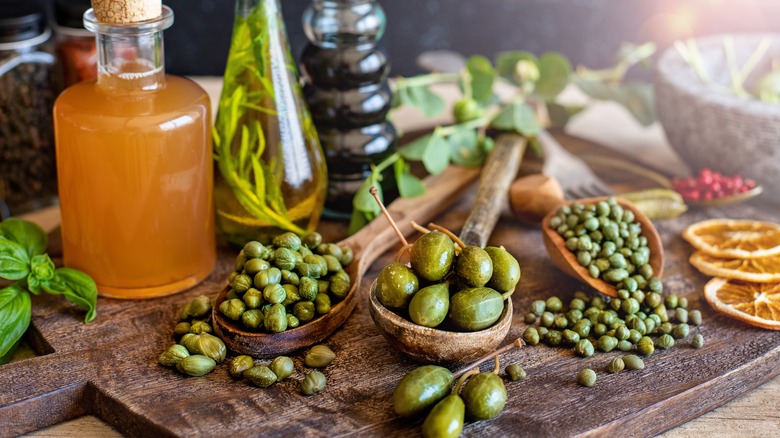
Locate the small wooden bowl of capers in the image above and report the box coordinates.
[368,230,519,364]
[541,196,664,298]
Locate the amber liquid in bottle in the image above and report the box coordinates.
[53,8,215,298]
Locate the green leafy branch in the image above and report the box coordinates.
[0,218,97,363]
[349,44,657,233]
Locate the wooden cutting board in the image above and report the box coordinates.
[2,133,780,438]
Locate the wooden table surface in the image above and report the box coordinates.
[15,79,780,437]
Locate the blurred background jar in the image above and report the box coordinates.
[0,0,61,218]
[52,0,96,87]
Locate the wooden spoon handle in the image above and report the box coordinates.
[459,133,528,247]
[341,165,482,281]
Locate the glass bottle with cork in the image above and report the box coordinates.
[53,0,216,298]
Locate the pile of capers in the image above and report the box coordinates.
[550,197,661,289]
[158,295,227,377]
[230,344,335,395]
[376,230,521,331]
[522,289,704,360]
[220,232,353,333]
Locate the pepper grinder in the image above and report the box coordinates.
[301,0,397,217]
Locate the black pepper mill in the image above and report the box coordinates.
[301,0,397,217]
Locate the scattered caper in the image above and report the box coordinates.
[576,368,597,387]
[506,364,526,381]
[607,357,625,374]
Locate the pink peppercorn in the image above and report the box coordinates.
[672,168,757,202]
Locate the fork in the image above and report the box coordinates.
[538,130,614,200]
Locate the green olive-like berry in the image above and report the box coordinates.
[421,394,465,438]
[410,231,456,282]
[393,365,453,417]
[484,246,521,293]
[448,287,504,331]
[546,296,563,312]
[530,300,546,316]
[376,262,420,310]
[455,246,494,287]
[522,327,540,346]
[452,97,484,123]
[505,364,526,381]
[409,283,450,328]
[461,372,507,420]
[607,357,625,374]
[622,354,645,370]
[576,368,597,387]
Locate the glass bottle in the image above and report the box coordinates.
[0,1,60,217]
[301,0,397,216]
[53,6,216,299]
[214,0,327,246]
[53,0,97,87]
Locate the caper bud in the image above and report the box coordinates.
[617,339,632,351]
[234,252,248,272]
[189,321,212,334]
[302,232,322,248]
[554,315,568,330]
[637,336,654,355]
[657,333,675,349]
[176,354,216,377]
[242,309,263,330]
[573,319,591,338]
[607,357,625,374]
[301,370,327,395]
[675,308,689,324]
[540,311,555,328]
[281,284,301,307]
[229,355,254,378]
[293,301,316,323]
[264,304,288,333]
[244,258,270,276]
[287,314,300,328]
[174,322,191,337]
[270,356,294,380]
[314,293,331,315]
[339,246,354,266]
[597,335,618,352]
[281,270,300,286]
[244,366,277,388]
[461,372,507,420]
[562,329,580,346]
[273,232,302,251]
[219,298,246,321]
[254,267,282,289]
[689,310,702,326]
[317,243,343,259]
[524,313,536,324]
[243,288,263,309]
[329,270,351,299]
[193,333,226,363]
[231,274,253,293]
[576,368,597,387]
[273,247,297,271]
[484,246,521,293]
[673,323,690,339]
[180,333,199,354]
[186,295,211,319]
[691,333,704,349]
[522,327,540,346]
[243,241,265,259]
[664,294,679,309]
[622,354,645,370]
[305,345,335,368]
[158,344,190,367]
[322,255,342,274]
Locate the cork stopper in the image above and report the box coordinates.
[91,0,162,23]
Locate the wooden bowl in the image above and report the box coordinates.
[541,197,664,297]
[368,280,513,364]
[210,165,482,358]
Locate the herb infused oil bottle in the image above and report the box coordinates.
[53,2,216,298]
[301,0,397,216]
[213,0,327,246]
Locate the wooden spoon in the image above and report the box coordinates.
[213,164,482,358]
[541,197,664,298]
[369,133,527,364]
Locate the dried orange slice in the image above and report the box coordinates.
[690,251,780,283]
[683,219,780,259]
[704,278,780,330]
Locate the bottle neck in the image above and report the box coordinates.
[84,6,173,92]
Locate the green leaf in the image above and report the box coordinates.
[491,102,540,136]
[405,85,445,117]
[353,182,380,214]
[573,78,615,100]
[616,82,656,126]
[0,285,31,357]
[448,128,483,167]
[496,51,537,84]
[535,52,572,100]
[397,172,426,198]
[466,55,497,104]
[421,132,451,175]
[0,237,30,281]
[399,134,433,161]
[0,218,47,259]
[42,268,98,323]
[31,254,55,282]
[546,102,586,128]
[348,210,370,236]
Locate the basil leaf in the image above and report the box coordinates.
[42,268,98,323]
[421,133,451,176]
[30,254,55,281]
[0,237,31,281]
[535,52,572,101]
[466,55,496,104]
[0,284,31,357]
[0,218,48,259]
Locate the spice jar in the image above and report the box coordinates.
[0,1,60,216]
[53,0,97,86]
